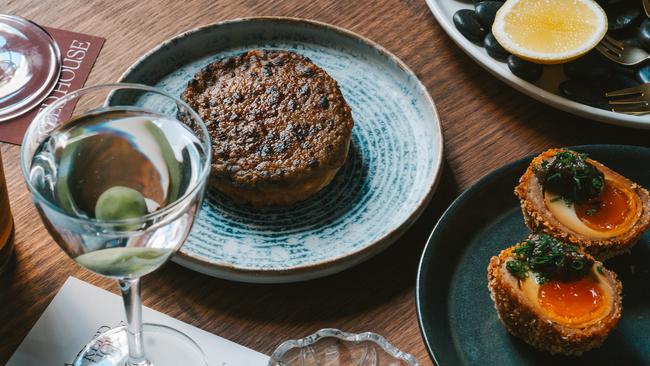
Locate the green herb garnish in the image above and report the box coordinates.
[506,260,528,280]
[534,150,604,203]
[505,234,593,282]
[586,208,598,216]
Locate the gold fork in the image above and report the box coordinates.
[606,84,650,116]
[596,35,650,66]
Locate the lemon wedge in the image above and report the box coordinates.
[492,0,607,64]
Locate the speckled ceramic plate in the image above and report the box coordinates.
[426,0,650,129]
[416,145,650,365]
[119,17,443,283]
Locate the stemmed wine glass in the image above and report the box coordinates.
[20,83,212,366]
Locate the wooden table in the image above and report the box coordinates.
[2,0,650,364]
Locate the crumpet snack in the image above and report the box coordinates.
[492,0,607,64]
[516,149,650,260]
[181,50,353,206]
[488,234,622,355]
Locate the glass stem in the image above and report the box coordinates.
[119,278,150,366]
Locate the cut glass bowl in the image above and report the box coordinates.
[268,328,418,366]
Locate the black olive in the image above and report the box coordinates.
[563,51,611,80]
[559,80,609,110]
[637,65,650,84]
[639,19,650,51]
[475,1,503,28]
[534,150,604,203]
[483,33,509,61]
[507,55,543,82]
[607,5,642,31]
[453,9,487,42]
[602,73,640,92]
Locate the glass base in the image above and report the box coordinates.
[72,323,209,366]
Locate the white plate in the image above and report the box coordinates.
[426,0,650,129]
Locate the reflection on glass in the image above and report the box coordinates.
[0,14,60,121]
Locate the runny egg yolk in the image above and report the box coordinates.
[538,277,604,321]
[575,181,635,232]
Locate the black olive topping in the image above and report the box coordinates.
[506,234,594,284]
[534,149,604,203]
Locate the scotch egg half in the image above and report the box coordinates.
[516,149,650,260]
[488,243,622,355]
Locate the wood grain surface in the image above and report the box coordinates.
[2,0,650,364]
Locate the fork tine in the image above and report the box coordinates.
[598,38,619,54]
[596,44,621,62]
[602,35,624,51]
[608,98,646,105]
[610,103,650,114]
[599,41,622,57]
[611,108,650,116]
[605,85,645,97]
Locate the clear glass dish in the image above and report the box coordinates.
[0,14,61,121]
[268,328,419,366]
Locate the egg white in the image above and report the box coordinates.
[544,192,613,239]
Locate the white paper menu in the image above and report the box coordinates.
[8,277,269,366]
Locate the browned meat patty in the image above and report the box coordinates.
[181,49,354,206]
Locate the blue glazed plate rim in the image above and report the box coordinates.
[118,17,444,281]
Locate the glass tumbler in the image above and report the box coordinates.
[0,148,14,274]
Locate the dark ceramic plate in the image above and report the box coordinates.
[416,144,650,366]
